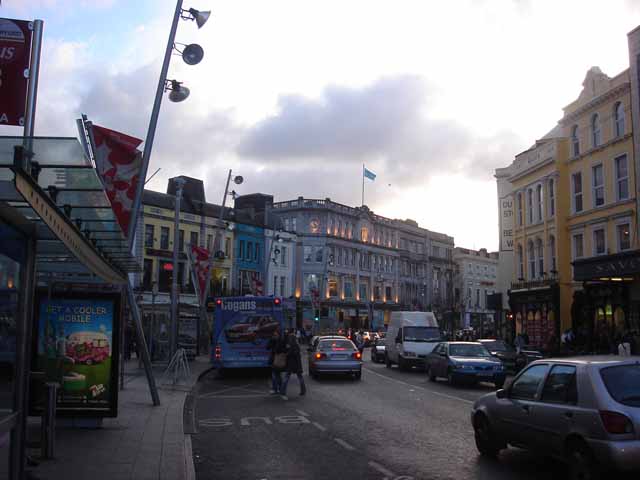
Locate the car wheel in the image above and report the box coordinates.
[447,369,457,386]
[427,366,437,382]
[398,357,406,371]
[567,441,600,480]
[385,355,392,368]
[474,414,502,457]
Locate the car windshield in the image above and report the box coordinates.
[481,340,512,352]
[600,364,640,407]
[319,340,355,351]
[449,344,491,357]
[403,327,440,342]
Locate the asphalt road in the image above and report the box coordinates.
[188,349,572,480]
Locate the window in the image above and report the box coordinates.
[292,218,297,231]
[573,233,584,259]
[600,364,640,407]
[280,246,287,266]
[527,188,534,224]
[224,237,230,257]
[143,258,153,289]
[617,223,631,251]
[615,154,629,201]
[255,244,260,263]
[160,226,170,250]
[374,285,381,300]
[207,234,213,251]
[528,240,536,279]
[385,286,392,300]
[510,364,549,400]
[247,242,254,260]
[548,179,555,217]
[549,235,556,272]
[614,102,625,137]
[571,125,580,157]
[591,113,601,147]
[433,246,440,258]
[344,281,354,299]
[476,289,480,307]
[517,192,523,226]
[239,240,245,260]
[536,238,544,278]
[179,229,185,251]
[315,247,323,263]
[283,218,290,231]
[536,184,543,222]
[541,365,577,404]
[190,231,198,248]
[592,164,604,207]
[273,275,278,296]
[279,276,286,296]
[572,172,583,213]
[593,228,606,255]
[517,244,524,279]
[361,227,369,242]
[359,283,368,301]
[144,224,154,248]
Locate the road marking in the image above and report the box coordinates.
[296,409,309,417]
[364,367,473,405]
[368,461,395,477]
[334,438,355,451]
[240,417,273,426]
[311,422,326,432]
[199,394,271,399]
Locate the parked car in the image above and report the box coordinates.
[426,342,506,388]
[370,337,386,363]
[478,339,544,372]
[308,338,362,380]
[471,356,640,479]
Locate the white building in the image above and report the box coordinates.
[264,229,297,298]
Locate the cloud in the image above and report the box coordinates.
[237,76,524,186]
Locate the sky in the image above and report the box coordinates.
[2,0,640,250]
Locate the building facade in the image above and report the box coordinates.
[264,229,297,298]
[453,247,499,334]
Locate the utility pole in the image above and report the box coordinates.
[170,177,186,358]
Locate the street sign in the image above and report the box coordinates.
[0,18,33,126]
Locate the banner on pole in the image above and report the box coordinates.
[0,18,33,126]
[190,245,211,304]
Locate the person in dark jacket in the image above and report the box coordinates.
[280,331,306,399]
[267,328,286,394]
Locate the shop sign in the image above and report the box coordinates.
[31,292,120,417]
[573,252,640,281]
[499,194,514,252]
[0,18,32,126]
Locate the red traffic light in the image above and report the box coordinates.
[215,299,222,306]
[274,298,281,305]
[162,263,174,271]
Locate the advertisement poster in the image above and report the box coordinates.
[213,297,284,368]
[0,18,33,126]
[32,293,119,417]
[499,194,514,252]
[178,313,198,358]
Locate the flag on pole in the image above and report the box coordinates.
[90,124,143,237]
[190,245,211,304]
[364,167,377,181]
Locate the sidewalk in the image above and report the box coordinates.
[26,356,212,480]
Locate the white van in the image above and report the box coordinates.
[385,312,441,370]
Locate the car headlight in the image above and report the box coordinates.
[494,364,504,371]
[404,351,416,357]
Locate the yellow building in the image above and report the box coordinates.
[560,67,640,351]
[507,129,571,349]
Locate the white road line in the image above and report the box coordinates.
[199,394,271,399]
[311,422,327,432]
[364,367,474,405]
[296,409,310,417]
[334,438,355,451]
[368,461,395,478]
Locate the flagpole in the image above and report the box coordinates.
[362,164,365,206]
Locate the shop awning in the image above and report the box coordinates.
[0,136,140,284]
[572,250,640,282]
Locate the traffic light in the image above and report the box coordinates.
[314,309,320,322]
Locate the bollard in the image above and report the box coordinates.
[41,382,58,459]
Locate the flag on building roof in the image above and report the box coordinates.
[364,167,376,181]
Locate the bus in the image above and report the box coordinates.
[210,296,294,369]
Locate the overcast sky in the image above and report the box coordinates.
[3,0,640,250]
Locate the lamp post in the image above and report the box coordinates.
[170,177,186,358]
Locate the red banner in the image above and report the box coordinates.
[0,18,33,126]
[91,124,143,237]
[191,245,210,303]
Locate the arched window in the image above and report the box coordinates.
[548,179,555,217]
[591,113,601,147]
[517,192,523,226]
[528,240,536,280]
[536,238,544,278]
[527,188,534,224]
[536,184,543,222]
[571,125,580,157]
[614,102,625,137]
[517,244,524,279]
[549,235,556,272]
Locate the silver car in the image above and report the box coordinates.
[471,356,640,479]
[308,338,362,380]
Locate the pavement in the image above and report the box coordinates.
[25,355,213,480]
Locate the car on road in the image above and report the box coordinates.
[426,342,506,388]
[308,338,362,380]
[309,335,345,352]
[370,337,386,363]
[471,356,640,480]
[478,338,544,373]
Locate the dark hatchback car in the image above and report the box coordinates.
[370,337,386,363]
[478,339,543,373]
[426,342,506,388]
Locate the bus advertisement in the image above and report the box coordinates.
[211,296,291,369]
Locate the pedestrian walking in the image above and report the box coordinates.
[281,331,306,400]
[267,328,287,395]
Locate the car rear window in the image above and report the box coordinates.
[600,364,640,407]
[319,340,355,351]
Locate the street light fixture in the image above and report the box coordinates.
[175,42,205,65]
[165,79,190,102]
[181,8,211,28]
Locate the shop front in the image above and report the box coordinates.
[508,280,560,351]
[573,251,640,353]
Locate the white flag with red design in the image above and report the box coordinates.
[191,245,211,302]
[91,124,143,237]
[251,272,263,296]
